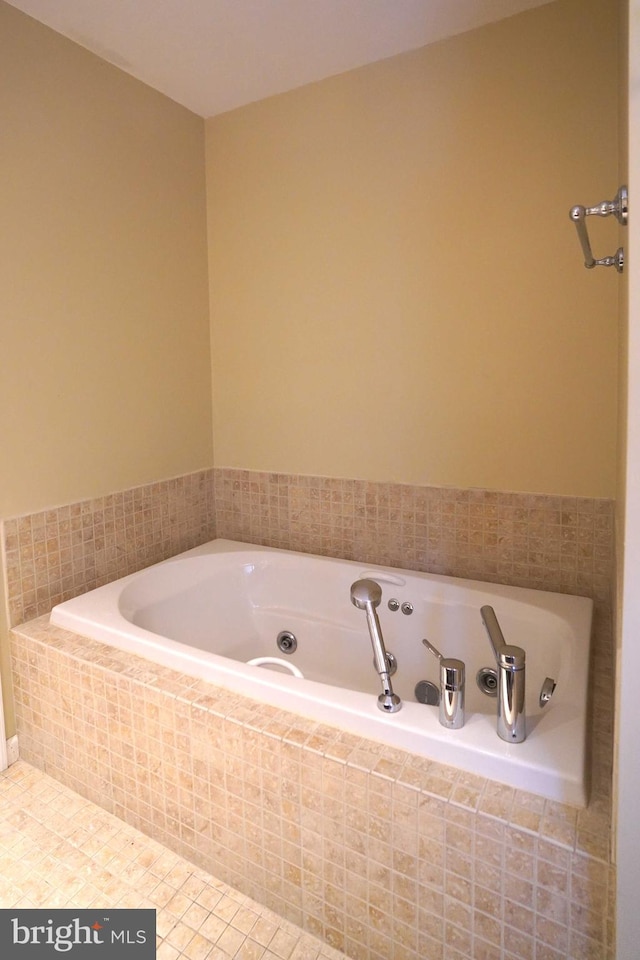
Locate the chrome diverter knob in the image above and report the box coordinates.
[422,639,465,729]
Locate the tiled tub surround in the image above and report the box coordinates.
[3,469,616,957]
[11,618,614,960]
[212,471,613,603]
[3,470,613,632]
[2,469,216,629]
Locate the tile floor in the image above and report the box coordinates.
[0,761,347,960]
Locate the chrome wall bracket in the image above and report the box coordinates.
[570,185,628,273]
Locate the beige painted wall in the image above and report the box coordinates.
[207,0,620,498]
[0,0,621,735]
[0,1,213,520]
[616,0,629,595]
[0,1,213,735]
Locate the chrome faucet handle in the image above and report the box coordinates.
[422,639,465,729]
[480,605,525,670]
[422,638,443,661]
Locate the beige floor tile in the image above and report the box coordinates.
[0,761,346,960]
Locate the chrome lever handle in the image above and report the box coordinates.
[422,638,443,661]
[422,639,465,729]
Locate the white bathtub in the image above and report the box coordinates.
[50,539,593,805]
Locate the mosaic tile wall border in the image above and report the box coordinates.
[2,468,614,627]
[212,470,613,603]
[2,470,216,628]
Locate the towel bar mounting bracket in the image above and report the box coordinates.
[569,185,628,273]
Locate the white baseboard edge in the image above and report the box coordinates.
[6,735,19,766]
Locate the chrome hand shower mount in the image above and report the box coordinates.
[350,579,402,713]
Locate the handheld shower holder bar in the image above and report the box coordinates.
[569,185,628,273]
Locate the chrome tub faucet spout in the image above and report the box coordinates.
[480,605,526,743]
[350,579,402,713]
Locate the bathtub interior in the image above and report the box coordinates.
[118,550,586,718]
[50,539,594,805]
